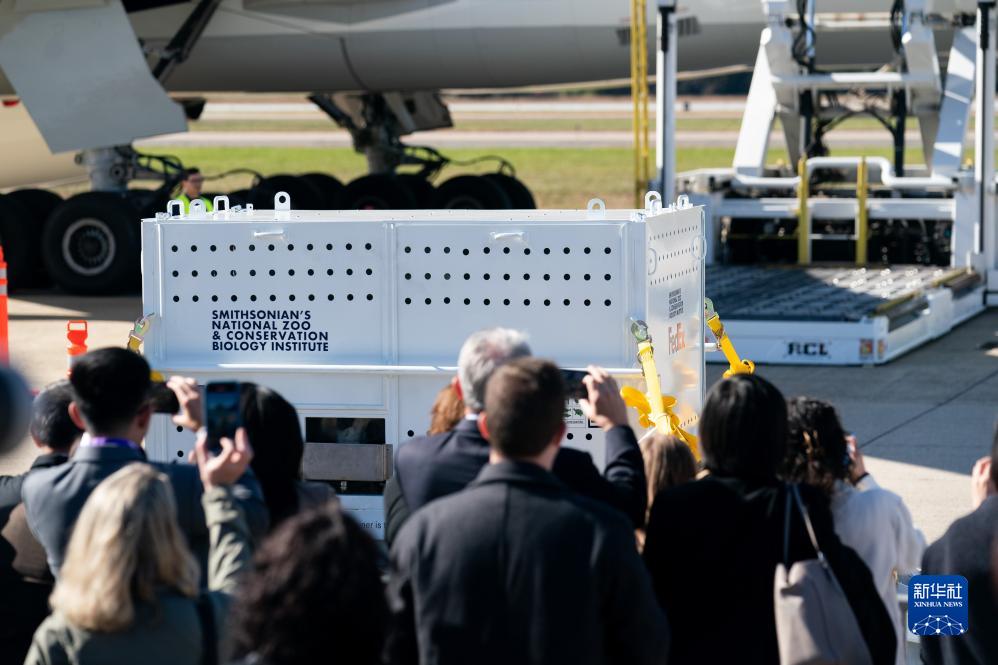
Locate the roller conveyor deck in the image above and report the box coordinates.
[705,265,985,365]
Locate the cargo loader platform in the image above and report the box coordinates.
[705,264,985,365]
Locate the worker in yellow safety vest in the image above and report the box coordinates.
[177,168,213,213]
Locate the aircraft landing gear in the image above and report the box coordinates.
[4,188,62,288]
[309,91,537,211]
[42,192,141,295]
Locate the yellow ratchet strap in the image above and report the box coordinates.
[621,319,700,459]
[704,298,754,379]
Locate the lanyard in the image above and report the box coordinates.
[83,436,143,452]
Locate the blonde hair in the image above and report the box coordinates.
[642,432,697,518]
[50,463,199,632]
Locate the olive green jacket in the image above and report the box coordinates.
[24,486,251,665]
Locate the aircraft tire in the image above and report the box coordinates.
[300,173,345,208]
[254,174,324,210]
[227,189,250,208]
[483,173,536,209]
[42,193,139,295]
[0,195,41,292]
[343,174,418,209]
[397,174,438,208]
[436,175,512,210]
[6,188,63,287]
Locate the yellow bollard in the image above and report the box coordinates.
[855,157,868,266]
[704,298,755,378]
[796,156,810,264]
[630,0,650,207]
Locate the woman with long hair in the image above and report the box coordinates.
[642,374,897,665]
[636,432,695,549]
[785,396,925,665]
[229,503,388,665]
[240,384,336,527]
[26,431,253,665]
[427,383,464,435]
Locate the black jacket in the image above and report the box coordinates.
[642,474,897,665]
[0,452,69,665]
[920,496,998,665]
[21,445,268,576]
[383,419,646,545]
[387,460,669,665]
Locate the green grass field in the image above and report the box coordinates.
[147,144,930,210]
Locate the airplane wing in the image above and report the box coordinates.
[0,0,186,154]
[0,101,84,189]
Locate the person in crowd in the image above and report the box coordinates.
[240,383,337,528]
[383,328,647,545]
[785,396,925,665]
[0,381,82,663]
[427,383,463,435]
[178,167,213,213]
[642,374,896,665]
[388,357,669,665]
[21,347,268,575]
[636,432,696,549]
[228,504,388,665]
[25,430,253,665]
[920,429,998,665]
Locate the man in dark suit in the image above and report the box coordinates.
[384,328,646,546]
[920,438,998,665]
[387,357,669,665]
[0,380,81,664]
[22,348,268,576]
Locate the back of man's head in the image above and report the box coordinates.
[30,380,83,452]
[457,328,531,412]
[483,357,565,459]
[69,348,151,435]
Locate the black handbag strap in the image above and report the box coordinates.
[782,483,792,566]
[195,593,218,665]
[783,483,825,566]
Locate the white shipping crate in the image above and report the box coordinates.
[141,195,706,538]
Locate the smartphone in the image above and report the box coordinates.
[204,381,242,454]
[559,369,589,401]
[148,382,180,414]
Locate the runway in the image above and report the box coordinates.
[138,129,943,149]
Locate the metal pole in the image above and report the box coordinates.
[655,0,677,205]
[976,1,996,269]
[631,0,650,207]
[893,90,906,177]
[800,0,816,159]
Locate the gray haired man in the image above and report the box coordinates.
[383,327,646,546]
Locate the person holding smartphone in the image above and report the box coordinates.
[383,328,647,547]
[784,397,924,665]
[21,348,269,577]
[26,430,253,665]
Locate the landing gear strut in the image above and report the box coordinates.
[309,91,537,211]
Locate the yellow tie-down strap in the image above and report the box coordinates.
[620,321,699,460]
[126,313,164,382]
[704,298,754,379]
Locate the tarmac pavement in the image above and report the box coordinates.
[0,293,994,545]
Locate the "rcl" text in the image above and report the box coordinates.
[786,342,830,357]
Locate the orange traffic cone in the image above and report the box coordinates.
[66,320,88,375]
[0,247,8,365]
